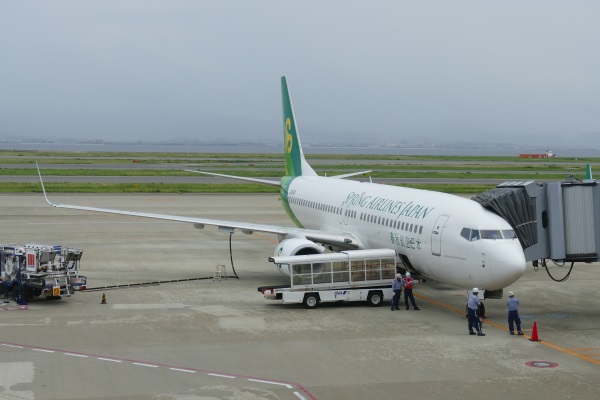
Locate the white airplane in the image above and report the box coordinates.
[37,76,527,293]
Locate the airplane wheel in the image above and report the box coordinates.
[366,291,383,307]
[303,293,319,309]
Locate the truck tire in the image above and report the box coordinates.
[13,287,22,303]
[13,287,27,305]
[366,291,383,307]
[303,293,319,309]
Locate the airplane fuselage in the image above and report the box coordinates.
[283,176,527,290]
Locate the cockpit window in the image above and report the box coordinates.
[463,228,516,241]
[502,230,517,239]
[460,228,471,240]
[461,228,481,241]
[481,230,502,239]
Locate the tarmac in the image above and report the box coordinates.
[1,193,599,400]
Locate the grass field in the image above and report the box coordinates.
[1,150,596,194]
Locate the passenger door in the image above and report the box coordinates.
[431,215,449,256]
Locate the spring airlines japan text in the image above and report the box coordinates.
[341,192,434,220]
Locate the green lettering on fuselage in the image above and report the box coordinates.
[340,191,434,220]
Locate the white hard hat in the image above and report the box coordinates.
[405,272,411,277]
[508,291,514,296]
[472,287,479,292]
[396,273,402,279]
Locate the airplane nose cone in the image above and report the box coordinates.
[489,242,527,288]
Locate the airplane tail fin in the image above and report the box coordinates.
[586,164,593,180]
[281,76,317,177]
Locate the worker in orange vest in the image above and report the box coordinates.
[403,272,420,310]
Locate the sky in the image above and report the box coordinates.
[1,1,599,149]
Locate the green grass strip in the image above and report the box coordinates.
[0,183,279,194]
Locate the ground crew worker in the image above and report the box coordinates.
[506,290,524,335]
[403,272,420,310]
[391,273,402,311]
[468,288,485,336]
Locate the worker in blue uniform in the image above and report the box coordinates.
[391,273,402,311]
[506,290,524,335]
[468,288,485,336]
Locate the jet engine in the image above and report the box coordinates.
[273,238,325,276]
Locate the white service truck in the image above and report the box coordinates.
[259,249,397,309]
[1,244,86,304]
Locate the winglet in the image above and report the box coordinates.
[586,164,593,180]
[36,162,56,207]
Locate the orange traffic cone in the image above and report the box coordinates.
[529,321,540,341]
[101,293,107,304]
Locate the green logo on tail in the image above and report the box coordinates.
[282,76,303,177]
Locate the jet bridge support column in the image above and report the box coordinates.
[546,182,566,261]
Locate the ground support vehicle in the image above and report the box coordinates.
[260,249,397,308]
[0,244,85,304]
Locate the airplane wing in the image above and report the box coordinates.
[184,169,371,182]
[183,169,280,186]
[37,164,361,249]
[330,170,372,179]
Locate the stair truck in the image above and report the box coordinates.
[0,244,86,304]
[259,249,397,309]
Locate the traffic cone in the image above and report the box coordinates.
[529,321,540,341]
[101,293,107,304]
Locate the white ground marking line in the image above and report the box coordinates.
[169,368,196,373]
[2,343,308,396]
[247,379,293,389]
[65,353,88,358]
[32,348,55,353]
[132,362,159,368]
[208,373,235,379]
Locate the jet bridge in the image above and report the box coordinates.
[472,173,600,265]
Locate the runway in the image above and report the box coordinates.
[1,193,599,399]
[0,175,511,185]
